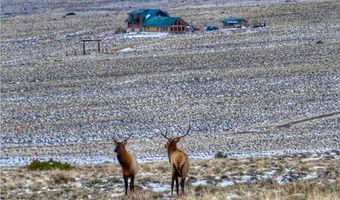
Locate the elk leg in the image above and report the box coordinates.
[175,176,179,195]
[123,176,128,195]
[130,175,135,192]
[171,174,175,196]
[181,177,186,194]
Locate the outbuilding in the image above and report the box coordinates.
[220,17,248,28]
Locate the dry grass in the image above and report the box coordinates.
[1,152,339,200]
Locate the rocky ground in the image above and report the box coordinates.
[1,151,339,199]
[1,0,340,167]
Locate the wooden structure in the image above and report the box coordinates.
[143,16,189,33]
[125,9,189,33]
[126,9,168,32]
[81,39,102,55]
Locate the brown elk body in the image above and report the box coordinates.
[161,124,191,196]
[113,134,138,195]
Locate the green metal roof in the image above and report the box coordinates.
[143,16,179,27]
[126,18,136,23]
[127,9,169,18]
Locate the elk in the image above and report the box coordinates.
[161,124,191,196]
[113,133,138,195]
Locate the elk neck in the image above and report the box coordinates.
[167,142,178,157]
[116,147,132,167]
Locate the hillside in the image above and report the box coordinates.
[1,0,339,168]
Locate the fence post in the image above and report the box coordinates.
[83,41,86,55]
[98,40,100,53]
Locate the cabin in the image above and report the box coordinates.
[220,17,248,28]
[142,16,189,33]
[125,9,189,33]
[126,9,169,32]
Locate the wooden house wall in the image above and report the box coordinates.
[169,19,188,32]
[127,15,189,33]
[144,27,169,32]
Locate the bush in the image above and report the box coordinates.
[26,159,73,171]
[215,151,226,158]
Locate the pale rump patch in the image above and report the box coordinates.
[171,150,189,176]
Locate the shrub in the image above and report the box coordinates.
[215,151,226,158]
[26,159,73,171]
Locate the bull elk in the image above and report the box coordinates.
[113,133,138,195]
[161,124,191,196]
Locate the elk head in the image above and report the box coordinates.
[161,123,192,149]
[113,133,133,154]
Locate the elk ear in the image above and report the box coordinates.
[123,140,128,145]
[174,138,181,142]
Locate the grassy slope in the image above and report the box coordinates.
[1,152,339,199]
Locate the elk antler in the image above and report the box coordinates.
[112,132,119,143]
[122,133,134,142]
[160,130,170,140]
[113,132,133,143]
[177,123,192,139]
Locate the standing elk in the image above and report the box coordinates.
[113,133,138,195]
[161,124,191,196]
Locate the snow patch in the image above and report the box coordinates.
[147,182,169,192]
[123,32,168,39]
[275,176,285,185]
[118,47,135,52]
[242,175,252,182]
[192,179,208,186]
[218,180,234,187]
[262,170,277,178]
[302,157,321,162]
[301,172,318,181]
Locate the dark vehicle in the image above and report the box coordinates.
[252,23,266,28]
[206,25,219,31]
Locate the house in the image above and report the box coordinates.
[143,16,189,32]
[125,9,189,33]
[126,9,169,32]
[220,17,248,28]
